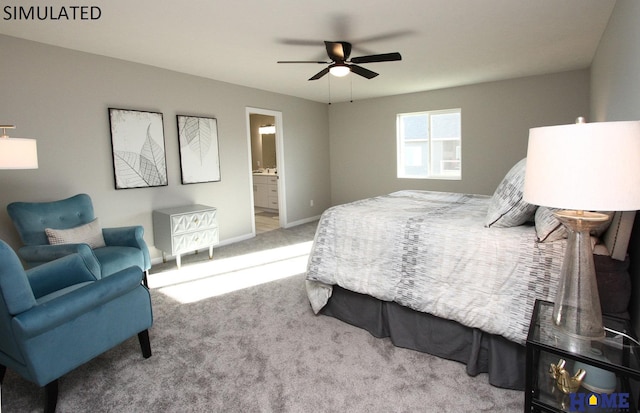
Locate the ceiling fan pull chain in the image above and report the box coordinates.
[350,76,353,103]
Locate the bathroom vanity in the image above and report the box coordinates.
[253,172,278,210]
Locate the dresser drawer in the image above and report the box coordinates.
[171,210,217,234]
[172,228,219,254]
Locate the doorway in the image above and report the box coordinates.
[246,107,286,235]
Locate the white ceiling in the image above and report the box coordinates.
[0,0,616,103]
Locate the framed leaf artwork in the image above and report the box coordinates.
[176,115,221,184]
[108,108,168,189]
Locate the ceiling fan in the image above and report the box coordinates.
[277,41,402,81]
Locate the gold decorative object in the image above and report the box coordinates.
[549,359,586,394]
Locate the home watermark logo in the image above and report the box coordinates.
[570,392,630,412]
[3,5,102,21]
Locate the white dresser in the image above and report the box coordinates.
[152,204,219,268]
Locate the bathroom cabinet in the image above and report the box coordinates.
[253,175,278,210]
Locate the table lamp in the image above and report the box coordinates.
[524,118,640,346]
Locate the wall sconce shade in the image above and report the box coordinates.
[0,125,38,169]
[258,125,276,135]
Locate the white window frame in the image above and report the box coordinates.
[396,108,462,180]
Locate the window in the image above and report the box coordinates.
[396,109,461,180]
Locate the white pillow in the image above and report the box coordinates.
[485,158,537,228]
[45,218,106,249]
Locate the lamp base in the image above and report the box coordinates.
[552,210,609,346]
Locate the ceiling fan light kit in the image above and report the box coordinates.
[278,40,401,81]
[329,64,350,77]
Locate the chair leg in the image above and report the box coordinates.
[143,270,149,287]
[138,330,152,358]
[0,364,6,384]
[44,379,58,413]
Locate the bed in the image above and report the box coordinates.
[305,159,634,390]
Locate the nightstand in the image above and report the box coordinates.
[152,204,219,268]
[525,299,640,412]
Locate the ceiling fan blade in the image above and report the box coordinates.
[349,65,379,79]
[277,60,328,64]
[308,67,330,81]
[324,41,352,61]
[352,30,416,45]
[351,52,402,64]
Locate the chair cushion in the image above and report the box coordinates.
[45,219,106,249]
[93,246,145,276]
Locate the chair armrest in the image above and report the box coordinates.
[18,244,101,277]
[26,253,99,299]
[12,266,145,339]
[103,226,151,270]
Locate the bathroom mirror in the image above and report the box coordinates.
[250,114,277,170]
[261,134,276,169]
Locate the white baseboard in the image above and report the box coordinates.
[284,215,321,228]
[149,217,319,266]
[150,232,255,265]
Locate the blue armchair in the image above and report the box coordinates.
[7,193,151,286]
[0,239,153,413]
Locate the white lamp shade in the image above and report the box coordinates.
[0,138,38,169]
[523,120,640,211]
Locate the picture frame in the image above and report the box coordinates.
[108,108,167,189]
[176,115,221,184]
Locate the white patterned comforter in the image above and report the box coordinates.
[305,190,566,345]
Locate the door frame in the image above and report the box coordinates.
[245,107,287,234]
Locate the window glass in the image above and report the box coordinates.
[397,109,461,180]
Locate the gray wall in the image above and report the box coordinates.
[0,35,330,261]
[328,70,590,206]
[591,0,640,122]
[590,0,640,333]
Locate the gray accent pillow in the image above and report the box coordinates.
[534,207,566,242]
[485,158,537,228]
[45,218,106,249]
[535,207,614,242]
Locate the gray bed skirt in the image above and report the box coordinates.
[320,285,526,390]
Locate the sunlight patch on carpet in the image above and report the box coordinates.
[150,241,313,303]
